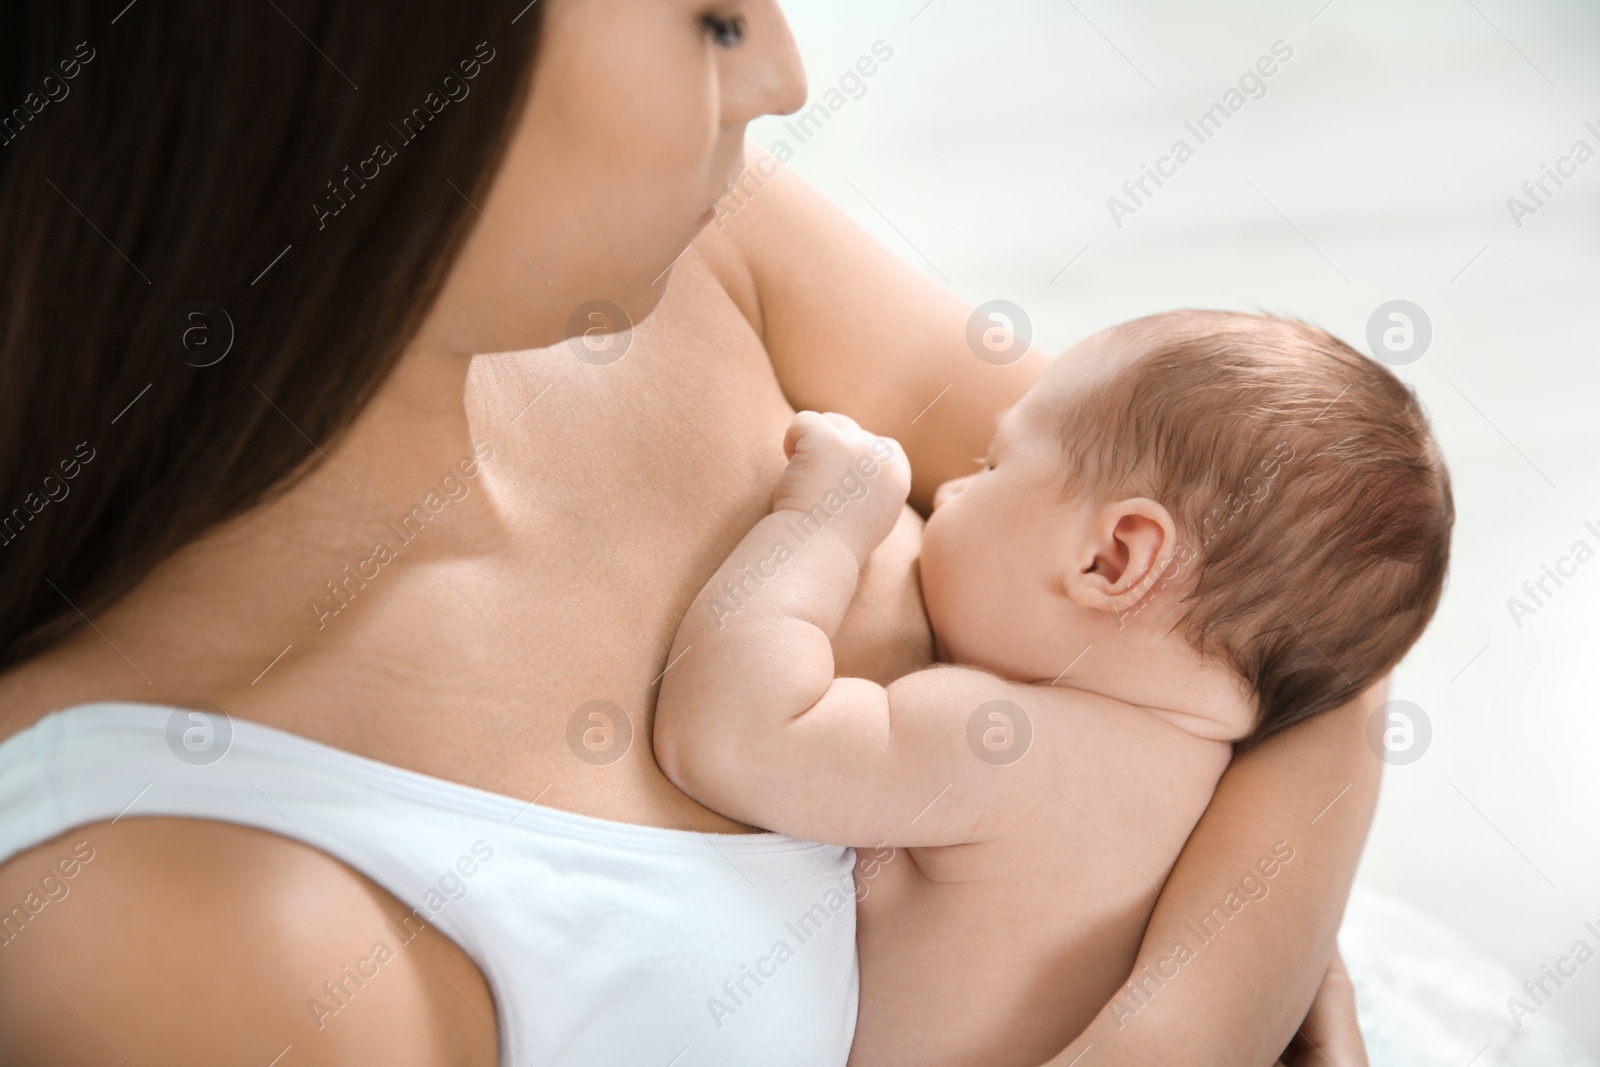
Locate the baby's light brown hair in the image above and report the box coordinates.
[1056,310,1453,744]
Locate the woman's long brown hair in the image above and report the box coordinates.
[0,1,543,667]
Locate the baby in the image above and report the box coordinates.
[655,309,1453,1065]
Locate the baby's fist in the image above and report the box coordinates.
[773,412,911,564]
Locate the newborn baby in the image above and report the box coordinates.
[655,309,1453,1065]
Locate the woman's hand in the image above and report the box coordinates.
[1275,950,1368,1067]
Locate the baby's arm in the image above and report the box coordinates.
[655,412,1049,848]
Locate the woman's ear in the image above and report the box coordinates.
[1065,497,1179,614]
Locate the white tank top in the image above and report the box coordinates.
[0,704,860,1066]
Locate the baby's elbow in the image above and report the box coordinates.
[653,706,720,798]
[652,702,694,790]
[654,712,757,815]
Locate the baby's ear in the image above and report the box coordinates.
[1064,498,1180,615]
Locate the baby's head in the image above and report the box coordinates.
[920,309,1453,744]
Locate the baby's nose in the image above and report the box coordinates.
[932,476,971,511]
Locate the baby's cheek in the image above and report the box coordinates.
[953,544,1016,642]
[916,526,976,656]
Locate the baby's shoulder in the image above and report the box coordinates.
[1022,683,1232,792]
[886,666,1229,800]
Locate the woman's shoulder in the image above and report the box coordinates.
[0,818,497,1066]
[681,137,907,347]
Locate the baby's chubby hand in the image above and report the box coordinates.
[772,411,912,564]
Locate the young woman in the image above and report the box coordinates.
[0,2,1375,1063]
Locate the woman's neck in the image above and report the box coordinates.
[0,341,520,722]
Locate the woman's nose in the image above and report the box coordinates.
[720,1,808,126]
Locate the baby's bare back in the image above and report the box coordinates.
[650,413,1240,1065]
[848,695,1230,1067]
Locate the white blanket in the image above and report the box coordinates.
[1341,888,1596,1067]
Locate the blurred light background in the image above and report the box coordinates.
[752,0,1600,1054]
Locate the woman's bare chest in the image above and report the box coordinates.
[0,257,931,833]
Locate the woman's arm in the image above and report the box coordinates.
[1044,682,1383,1066]
[714,153,1380,1064]
[0,819,498,1067]
[1276,950,1370,1067]
[702,143,1052,513]
[693,142,1049,685]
